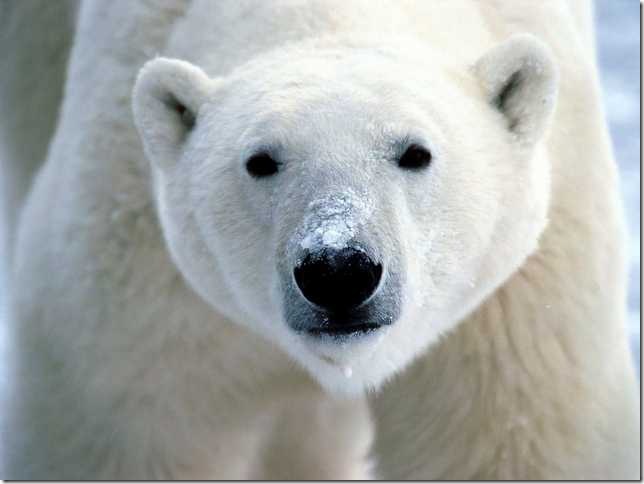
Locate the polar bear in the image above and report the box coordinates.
[0,0,638,479]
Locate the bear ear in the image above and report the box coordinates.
[132,57,216,168]
[474,34,559,148]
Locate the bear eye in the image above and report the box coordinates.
[246,152,280,178]
[398,144,432,170]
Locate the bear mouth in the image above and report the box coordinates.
[306,322,382,337]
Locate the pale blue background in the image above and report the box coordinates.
[594,0,640,373]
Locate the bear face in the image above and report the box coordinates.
[133,34,558,394]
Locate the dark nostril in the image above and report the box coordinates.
[293,247,383,313]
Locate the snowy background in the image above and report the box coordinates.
[594,0,640,373]
[0,0,640,442]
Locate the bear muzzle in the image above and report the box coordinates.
[282,244,401,340]
[293,246,383,313]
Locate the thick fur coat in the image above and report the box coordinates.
[0,0,638,479]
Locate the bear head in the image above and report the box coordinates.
[132,34,558,394]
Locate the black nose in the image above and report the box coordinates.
[293,247,383,313]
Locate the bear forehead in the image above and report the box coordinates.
[217,40,465,102]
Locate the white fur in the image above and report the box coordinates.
[1,0,638,479]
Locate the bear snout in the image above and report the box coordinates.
[281,241,402,339]
[293,246,383,313]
